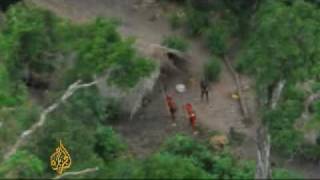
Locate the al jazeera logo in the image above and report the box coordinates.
[50,140,72,175]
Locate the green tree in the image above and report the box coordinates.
[0,4,60,81]
[238,0,320,155]
[29,88,107,174]
[74,18,155,88]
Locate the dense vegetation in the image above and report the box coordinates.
[164,0,320,178]
[238,0,320,161]
[0,3,154,178]
[1,0,319,178]
[0,3,262,179]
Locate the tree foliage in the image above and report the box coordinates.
[238,0,320,156]
[95,126,126,162]
[0,4,60,80]
[160,134,256,179]
[0,151,44,178]
[71,18,155,88]
[239,0,320,88]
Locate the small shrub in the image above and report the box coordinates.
[296,143,320,163]
[0,151,44,178]
[162,36,189,52]
[99,158,143,179]
[205,24,230,56]
[95,127,126,162]
[161,134,215,173]
[204,57,222,82]
[143,153,211,179]
[105,98,121,122]
[272,168,303,179]
[168,11,185,29]
[185,6,209,36]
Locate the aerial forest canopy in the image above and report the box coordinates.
[0,0,320,179]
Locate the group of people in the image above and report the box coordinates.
[164,78,210,133]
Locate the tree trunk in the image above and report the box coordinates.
[255,126,271,179]
[270,80,286,109]
[255,80,285,179]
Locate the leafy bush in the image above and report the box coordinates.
[98,158,143,179]
[95,126,126,162]
[29,88,107,171]
[272,168,303,179]
[104,98,121,122]
[205,21,232,56]
[296,143,320,163]
[185,5,209,36]
[161,134,215,172]
[232,160,255,179]
[161,134,255,179]
[0,151,44,178]
[0,64,26,106]
[101,153,211,179]
[204,57,222,82]
[142,153,211,179]
[168,11,185,29]
[161,35,189,52]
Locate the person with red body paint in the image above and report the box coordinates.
[184,103,196,132]
[165,95,177,124]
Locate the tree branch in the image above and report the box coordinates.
[270,80,286,109]
[295,91,320,128]
[52,167,99,179]
[223,56,250,122]
[3,80,98,161]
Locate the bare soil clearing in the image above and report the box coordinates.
[28,0,319,177]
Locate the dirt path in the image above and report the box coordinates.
[29,0,255,153]
[28,0,319,178]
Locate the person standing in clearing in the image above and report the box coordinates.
[200,78,209,102]
[184,103,197,134]
[166,95,177,126]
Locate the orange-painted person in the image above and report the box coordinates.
[166,95,177,123]
[184,103,196,131]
